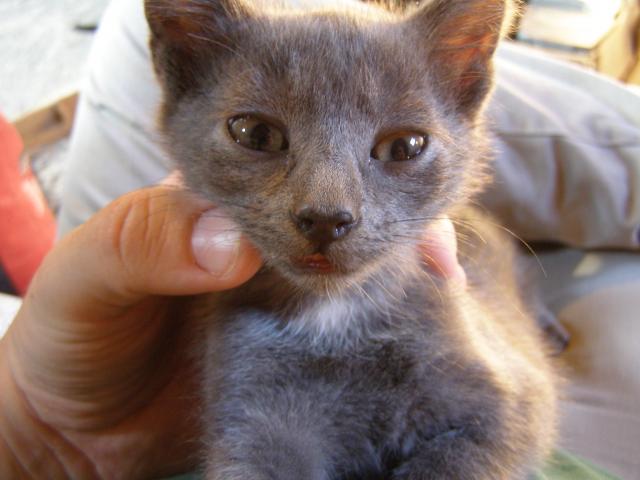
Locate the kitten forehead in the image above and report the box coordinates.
[148,0,502,296]
[213,8,439,132]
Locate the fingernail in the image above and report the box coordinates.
[191,210,242,278]
[453,262,468,287]
[160,170,185,186]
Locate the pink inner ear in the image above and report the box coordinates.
[160,15,207,43]
[147,0,214,44]
[447,30,497,86]
[442,29,498,68]
[427,1,504,75]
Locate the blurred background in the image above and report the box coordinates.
[518,0,640,81]
[0,0,109,215]
[0,0,109,120]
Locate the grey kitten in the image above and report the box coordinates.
[145,0,558,478]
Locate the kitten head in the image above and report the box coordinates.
[145,0,507,293]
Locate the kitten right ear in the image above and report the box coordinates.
[145,0,250,99]
[408,0,512,118]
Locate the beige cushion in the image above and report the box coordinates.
[484,42,640,250]
[539,249,640,479]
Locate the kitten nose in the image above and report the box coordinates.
[292,207,356,245]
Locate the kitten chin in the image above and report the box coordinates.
[219,248,430,344]
[266,239,420,301]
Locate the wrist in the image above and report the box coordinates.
[0,429,26,479]
[0,336,38,478]
[0,336,97,479]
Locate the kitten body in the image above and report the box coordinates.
[145,0,557,478]
[195,225,556,480]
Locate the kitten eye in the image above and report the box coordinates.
[371,133,427,162]
[228,115,288,152]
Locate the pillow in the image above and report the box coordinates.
[483,42,640,250]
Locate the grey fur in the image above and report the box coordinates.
[145,0,557,478]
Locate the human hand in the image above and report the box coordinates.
[0,182,464,480]
[0,185,261,479]
[420,216,467,286]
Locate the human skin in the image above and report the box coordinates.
[0,185,463,479]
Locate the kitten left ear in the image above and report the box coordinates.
[145,0,251,103]
[145,0,250,48]
[409,0,510,117]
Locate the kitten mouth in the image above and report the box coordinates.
[295,253,335,274]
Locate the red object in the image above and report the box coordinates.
[0,114,56,295]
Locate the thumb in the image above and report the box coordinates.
[419,216,467,286]
[31,186,262,314]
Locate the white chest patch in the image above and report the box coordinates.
[292,296,358,338]
[283,287,398,348]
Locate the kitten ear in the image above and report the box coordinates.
[144,0,250,99]
[410,0,510,117]
[145,0,250,47]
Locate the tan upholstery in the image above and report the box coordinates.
[539,249,640,479]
